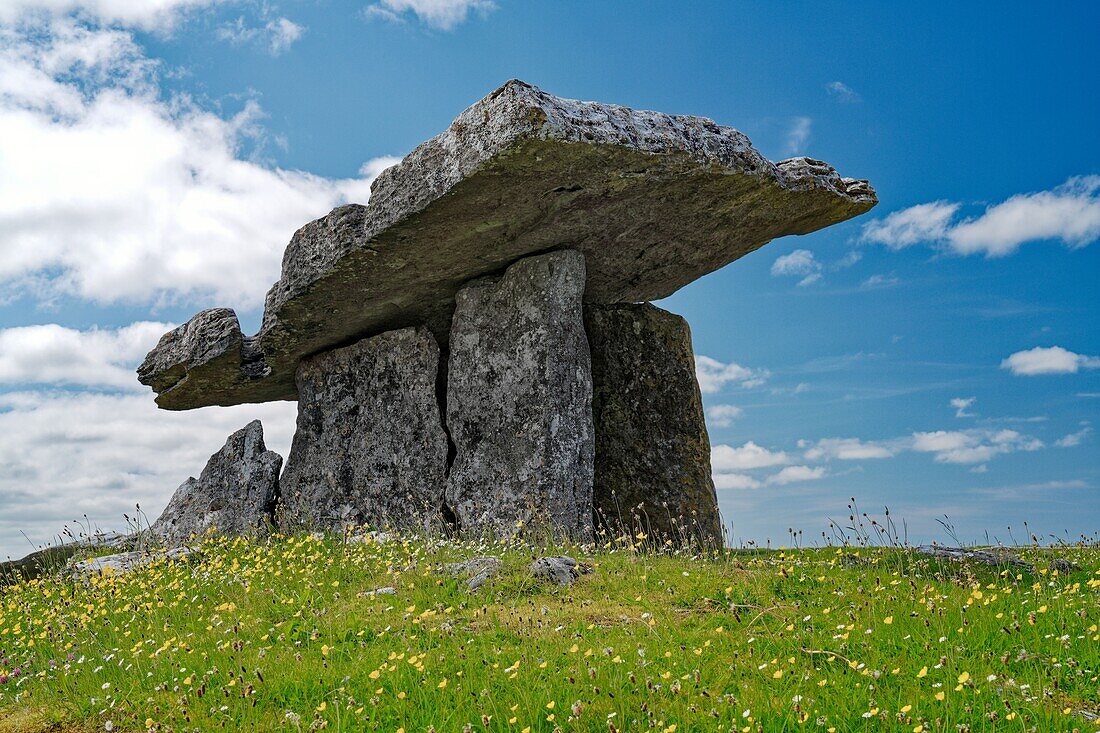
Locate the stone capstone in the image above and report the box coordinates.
[444,250,594,539]
[138,79,877,410]
[277,326,449,532]
[585,303,723,546]
[151,420,282,546]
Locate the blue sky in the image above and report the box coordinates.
[0,1,1097,556]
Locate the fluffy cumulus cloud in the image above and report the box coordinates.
[861,176,1100,256]
[0,0,222,29]
[712,441,790,471]
[704,404,742,428]
[0,322,171,389]
[0,15,397,311]
[1001,346,1100,376]
[365,0,496,30]
[770,249,822,286]
[801,437,894,461]
[950,396,976,418]
[909,429,1043,465]
[0,391,297,558]
[695,355,768,393]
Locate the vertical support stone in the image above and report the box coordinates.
[585,303,723,547]
[445,250,594,540]
[279,326,448,532]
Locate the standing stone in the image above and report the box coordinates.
[585,303,723,547]
[278,327,448,532]
[446,250,594,539]
[152,420,282,546]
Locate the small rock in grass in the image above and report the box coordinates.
[445,556,502,591]
[530,556,593,586]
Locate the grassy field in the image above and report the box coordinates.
[1,532,1097,732]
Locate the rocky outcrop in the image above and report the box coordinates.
[70,546,197,578]
[278,327,449,532]
[152,421,282,546]
[138,79,877,410]
[586,304,722,546]
[445,250,594,539]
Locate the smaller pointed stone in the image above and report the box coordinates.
[152,420,282,546]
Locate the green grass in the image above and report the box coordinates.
[1,533,1097,732]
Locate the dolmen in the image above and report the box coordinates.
[139,80,876,547]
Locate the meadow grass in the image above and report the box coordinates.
[0,532,1097,732]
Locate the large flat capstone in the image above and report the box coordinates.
[278,326,449,532]
[586,303,722,546]
[138,79,877,410]
[445,250,594,539]
[152,420,283,546]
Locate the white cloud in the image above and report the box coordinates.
[0,322,171,389]
[767,465,826,485]
[802,437,894,461]
[0,0,221,30]
[909,429,1043,465]
[825,81,860,103]
[1055,426,1091,448]
[695,355,768,393]
[861,201,960,249]
[0,18,396,312]
[770,248,822,286]
[218,15,305,55]
[860,274,899,289]
[1001,346,1100,376]
[861,177,1100,256]
[950,396,976,418]
[0,390,298,558]
[784,116,812,155]
[365,0,496,30]
[704,404,742,428]
[712,441,790,471]
[712,472,760,491]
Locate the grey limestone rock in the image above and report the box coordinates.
[278,326,449,532]
[585,303,722,547]
[530,555,592,586]
[70,546,197,578]
[445,250,594,540]
[444,556,503,591]
[139,79,877,410]
[151,420,282,546]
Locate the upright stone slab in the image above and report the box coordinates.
[585,303,722,546]
[152,420,282,546]
[446,250,594,539]
[279,327,448,532]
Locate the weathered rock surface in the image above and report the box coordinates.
[152,420,282,546]
[444,556,503,591]
[139,79,877,410]
[278,327,448,532]
[586,303,722,546]
[530,555,592,586]
[70,546,197,578]
[445,250,594,539]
